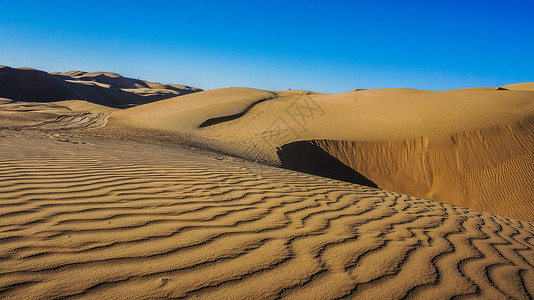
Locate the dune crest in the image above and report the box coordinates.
[501,82,534,91]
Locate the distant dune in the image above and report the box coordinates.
[0,65,202,107]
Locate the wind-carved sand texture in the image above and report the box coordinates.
[0,135,533,299]
[0,101,111,130]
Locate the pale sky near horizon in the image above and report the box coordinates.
[1,0,533,93]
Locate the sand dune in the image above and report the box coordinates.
[113,87,277,131]
[501,82,534,91]
[0,133,533,299]
[1,68,534,298]
[2,83,532,222]
[0,66,202,107]
[112,87,534,222]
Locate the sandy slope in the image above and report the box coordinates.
[0,66,202,107]
[113,86,534,222]
[0,133,533,299]
[1,76,533,298]
[502,82,534,91]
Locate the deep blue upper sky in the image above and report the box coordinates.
[1,0,533,93]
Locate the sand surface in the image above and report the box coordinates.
[1,69,534,298]
[0,132,533,299]
[112,86,534,222]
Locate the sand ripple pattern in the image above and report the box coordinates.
[27,113,110,130]
[0,136,533,299]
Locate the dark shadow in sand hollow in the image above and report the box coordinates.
[198,96,275,128]
[277,141,378,188]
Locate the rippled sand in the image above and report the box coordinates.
[1,133,533,299]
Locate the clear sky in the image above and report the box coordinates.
[1,0,533,93]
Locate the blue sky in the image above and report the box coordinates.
[1,0,533,93]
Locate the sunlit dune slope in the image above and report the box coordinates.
[112,87,277,138]
[501,82,534,91]
[114,87,534,221]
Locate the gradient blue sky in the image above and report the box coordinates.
[1,0,533,93]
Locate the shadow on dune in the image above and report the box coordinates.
[277,141,378,188]
[199,95,276,128]
[0,66,201,108]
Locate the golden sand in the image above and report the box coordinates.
[0,133,533,299]
[1,70,533,298]
[112,86,534,222]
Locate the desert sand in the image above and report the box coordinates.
[1,132,534,299]
[1,67,533,298]
[112,86,534,222]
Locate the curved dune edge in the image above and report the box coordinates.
[111,87,278,131]
[311,117,534,222]
[0,134,533,299]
